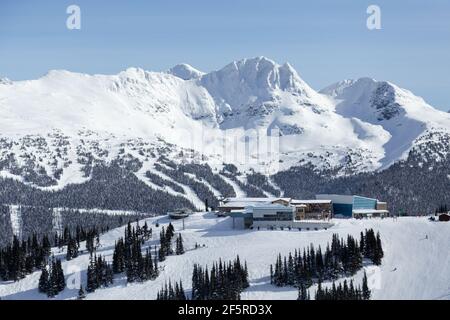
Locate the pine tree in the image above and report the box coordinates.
[190,256,248,300]
[175,234,185,255]
[270,264,273,284]
[38,267,50,294]
[55,259,65,292]
[78,285,86,300]
[315,279,323,300]
[360,231,366,256]
[297,282,309,300]
[374,232,384,265]
[111,221,159,283]
[271,231,383,289]
[178,280,186,300]
[86,254,97,293]
[362,271,371,300]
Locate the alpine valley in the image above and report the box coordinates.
[0,56,449,229]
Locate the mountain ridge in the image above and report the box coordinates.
[0,57,449,192]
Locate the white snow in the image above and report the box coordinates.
[144,166,204,210]
[321,77,450,169]
[8,205,22,239]
[0,57,448,190]
[51,208,63,235]
[167,64,205,80]
[219,174,247,198]
[1,213,449,300]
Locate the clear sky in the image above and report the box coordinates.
[1,0,449,111]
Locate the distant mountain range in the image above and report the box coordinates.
[0,57,449,214]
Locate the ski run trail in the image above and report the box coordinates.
[8,205,22,240]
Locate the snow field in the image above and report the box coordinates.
[1,213,449,300]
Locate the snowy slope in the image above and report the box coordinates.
[1,213,449,300]
[0,57,449,190]
[321,78,450,168]
[167,63,205,80]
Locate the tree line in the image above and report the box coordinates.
[53,226,101,260]
[86,254,114,293]
[111,220,158,285]
[0,234,51,281]
[156,280,187,300]
[38,257,65,297]
[158,255,249,300]
[313,271,371,300]
[271,229,383,290]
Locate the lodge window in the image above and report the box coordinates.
[253,211,292,221]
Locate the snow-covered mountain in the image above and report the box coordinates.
[167,63,205,80]
[320,78,450,168]
[0,56,449,191]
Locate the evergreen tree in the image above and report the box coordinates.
[86,254,97,293]
[175,234,185,255]
[111,221,160,283]
[38,267,50,294]
[55,259,65,292]
[190,256,248,300]
[271,231,383,289]
[297,282,309,300]
[362,271,371,300]
[78,285,86,300]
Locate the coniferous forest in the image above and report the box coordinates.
[86,254,114,293]
[314,271,371,300]
[0,203,148,249]
[38,257,65,297]
[0,225,101,283]
[109,221,185,289]
[270,229,383,300]
[156,280,187,300]
[0,234,51,281]
[114,220,159,284]
[157,255,249,300]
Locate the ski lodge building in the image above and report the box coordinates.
[218,194,388,229]
[316,194,389,218]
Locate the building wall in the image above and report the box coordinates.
[326,195,378,217]
[252,220,334,230]
[377,202,388,211]
[217,206,243,213]
[333,203,353,216]
[252,210,294,221]
[294,203,332,220]
[316,194,353,204]
[353,196,377,210]
[295,207,306,220]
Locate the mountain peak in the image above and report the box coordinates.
[119,67,148,79]
[201,57,317,107]
[167,63,204,80]
[0,58,448,180]
[320,77,379,97]
[44,69,79,78]
[241,55,277,65]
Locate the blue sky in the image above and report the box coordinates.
[1,0,449,111]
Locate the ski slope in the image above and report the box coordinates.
[8,205,22,239]
[0,213,449,300]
